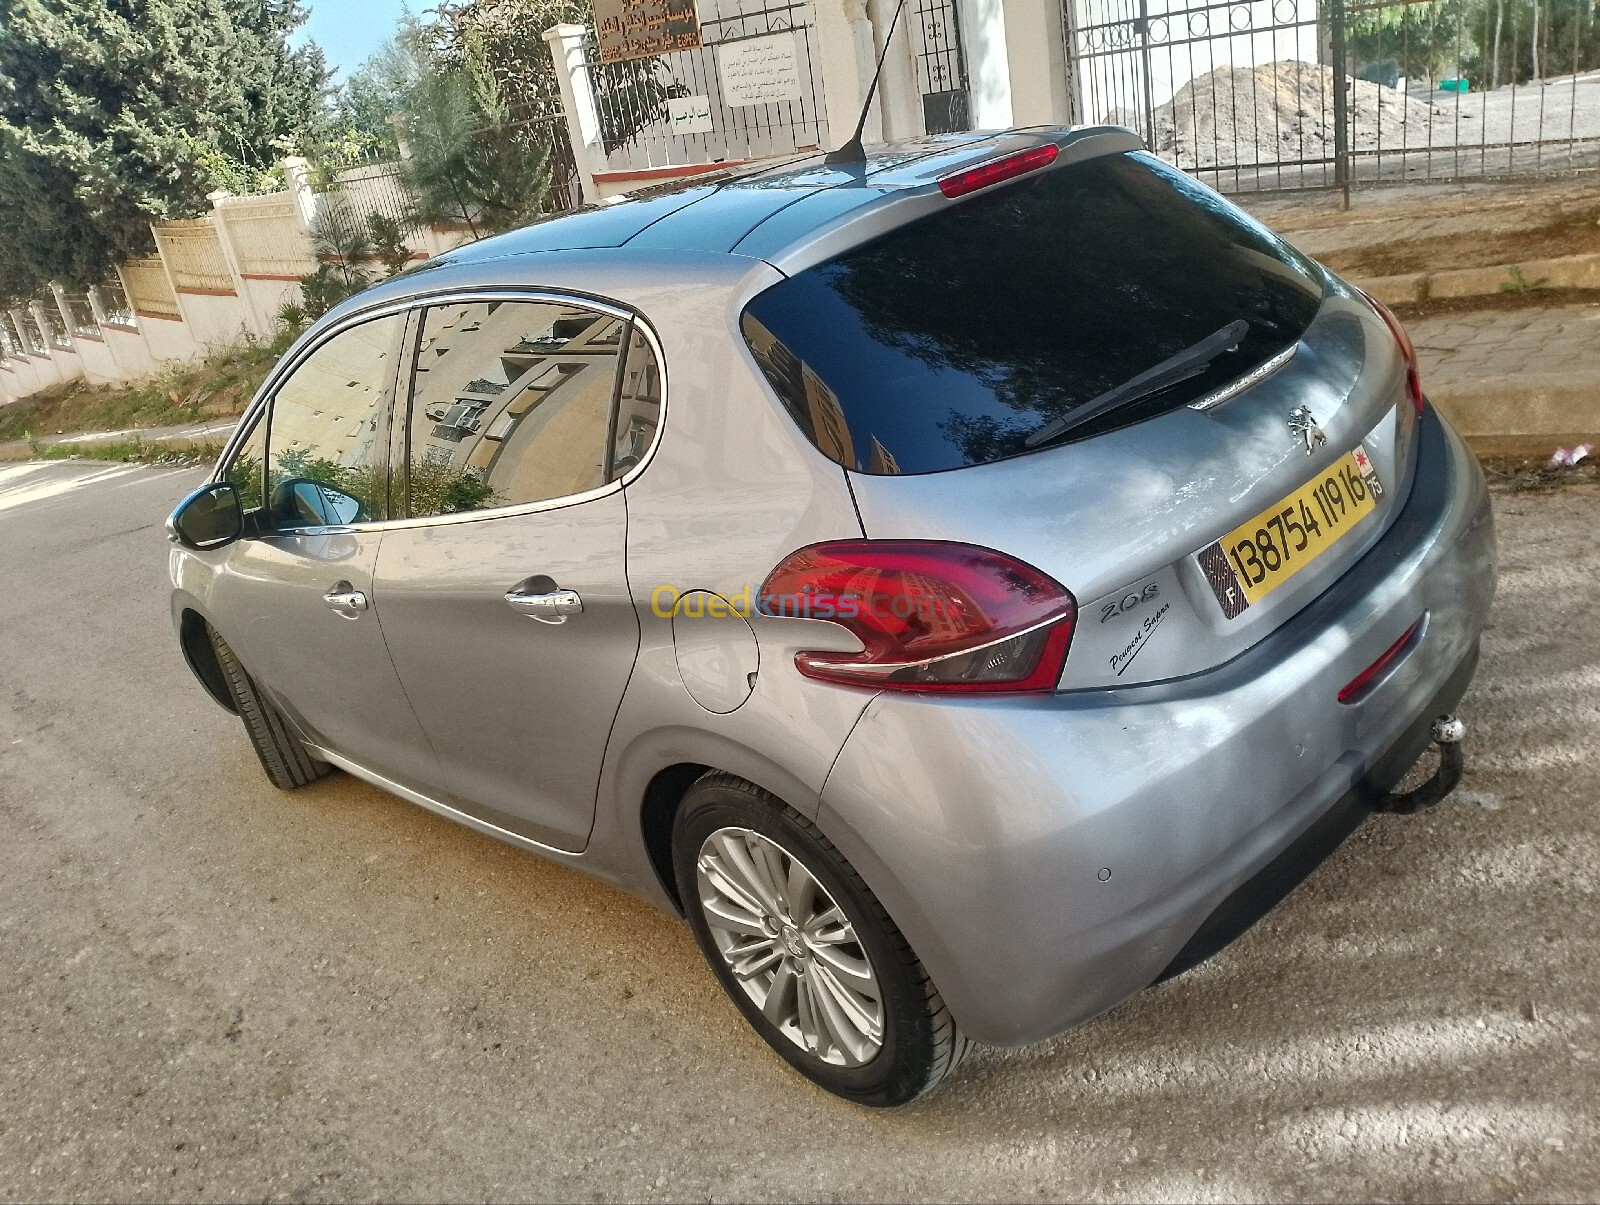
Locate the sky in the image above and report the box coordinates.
[296,0,412,81]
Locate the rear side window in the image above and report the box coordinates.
[402,300,631,518]
[743,151,1326,475]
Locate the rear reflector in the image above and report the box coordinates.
[1338,617,1424,704]
[939,144,1060,199]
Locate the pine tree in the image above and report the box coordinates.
[398,21,555,236]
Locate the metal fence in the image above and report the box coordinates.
[1063,0,1600,193]
[0,316,22,358]
[152,219,235,293]
[217,192,315,278]
[912,0,974,133]
[98,279,137,329]
[333,129,581,230]
[14,310,47,354]
[584,0,829,172]
[36,303,72,349]
[121,257,182,319]
[60,293,99,338]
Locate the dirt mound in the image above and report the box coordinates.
[1154,61,1445,167]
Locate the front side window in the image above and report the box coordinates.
[225,413,268,517]
[402,300,628,518]
[262,313,403,527]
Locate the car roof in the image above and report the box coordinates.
[425,128,1123,268]
[308,126,1143,336]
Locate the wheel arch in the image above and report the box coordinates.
[178,607,237,714]
[618,730,832,916]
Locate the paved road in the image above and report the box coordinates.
[2,460,1597,1202]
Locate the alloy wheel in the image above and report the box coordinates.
[694,826,885,1066]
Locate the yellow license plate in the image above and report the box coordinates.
[1198,447,1384,619]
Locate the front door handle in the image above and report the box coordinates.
[505,582,583,624]
[323,581,369,618]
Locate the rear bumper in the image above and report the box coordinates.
[815,407,1496,1046]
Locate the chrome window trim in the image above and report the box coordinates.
[212,286,669,535]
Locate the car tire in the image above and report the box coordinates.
[208,627,333,791]
[673,771,969,1106]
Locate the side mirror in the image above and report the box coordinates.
[167,482,244,550]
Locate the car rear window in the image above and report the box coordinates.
[741,150,1326,475]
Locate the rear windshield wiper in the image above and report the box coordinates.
[1024,319,1250,449]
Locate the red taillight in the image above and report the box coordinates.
[1338,617,1424,704]
[938,144,1060,199]
[759,541,1077,692]
[1360,290,1424,416]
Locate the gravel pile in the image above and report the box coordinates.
[1152,60,1443,166]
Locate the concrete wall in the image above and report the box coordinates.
[174,290,252,350]
[0,156,449,404]
[101,325,159,379]
[72,335,121,385]
[137,314,203,366]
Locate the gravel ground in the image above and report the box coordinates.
[0,461,1596,1203]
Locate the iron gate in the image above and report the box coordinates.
[912,0,974,132]
[587,0,830,172]
[1063,0,1600,193]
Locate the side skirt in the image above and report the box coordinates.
[306,743,585,864]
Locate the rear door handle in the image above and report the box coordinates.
[505,582,584,624]
[323,582,369,617]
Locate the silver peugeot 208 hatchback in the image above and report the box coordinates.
[168,126,1496,1107]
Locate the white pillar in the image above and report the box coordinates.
[209,190,267,337]
[387,112,414,160]
[543,24,605,205]
[280,156,318,233]
[1001,0,1074,126]
[815,0,883,148]
[869,0,926,140]
[959,0,1013,128]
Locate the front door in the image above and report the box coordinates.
[208,312,441,789]
[372,298,661,851]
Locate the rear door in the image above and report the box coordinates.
[372,296,661,851]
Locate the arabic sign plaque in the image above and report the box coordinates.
[595,0,703,64]
[667,94,714,134]
[716,31,802,106]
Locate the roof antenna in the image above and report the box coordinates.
[824,0,911,166]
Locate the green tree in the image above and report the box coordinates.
[431,0,681,152]
[334,34,422,156]
[0,0,327,306]
[1346,0,1471,85]
[1460,0,1600,85]
[398,20,556,235]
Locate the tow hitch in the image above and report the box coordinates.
[1373,716,1466,814]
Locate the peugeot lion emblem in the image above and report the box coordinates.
[1288,406,1327,455]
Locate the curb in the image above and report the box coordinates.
[1431,378,1600,443]
[1356,252,1600,306]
